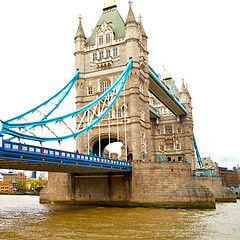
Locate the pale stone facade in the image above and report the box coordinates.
[40,2,234,207]
[74,3,194,165]
[75,3,151,162]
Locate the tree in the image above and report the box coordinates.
[30,180,43,191]
[17,179,27,192]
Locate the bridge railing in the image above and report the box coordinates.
[0,135,131,169]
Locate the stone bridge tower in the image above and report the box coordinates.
[40,1,218,208]
[74,2,151,161]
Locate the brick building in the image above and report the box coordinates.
[219,167,239,188]
[0,172,26,192]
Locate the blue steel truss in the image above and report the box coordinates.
[6,71,79,123]
[193,133,203,168]
[0,59,132,142]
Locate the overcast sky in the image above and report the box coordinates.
[0,0,239,168]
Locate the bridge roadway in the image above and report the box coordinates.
[148,66,188,116]
[0,136,132,174]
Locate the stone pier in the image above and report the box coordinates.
[196,176,236,202]
[40,162,215,209]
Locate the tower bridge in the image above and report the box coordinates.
[0,1,234,207]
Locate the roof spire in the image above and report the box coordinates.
[138,14,147,38]
[75,14,86,40]
[126,0,137,24]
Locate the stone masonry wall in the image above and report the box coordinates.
[40,172,74,203]
[196,176,236,202]
[74,173,131,203]
[131,162,215,208]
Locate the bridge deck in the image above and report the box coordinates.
[149,66,187,116]
[0,137,132,173]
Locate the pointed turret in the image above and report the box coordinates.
[181,77,186,93]
[125,1,140,61]
[138,15,147,39]
[180,78,192,114]
[126,1,137,24]
[75,15,86,40]
[74,15,86,73]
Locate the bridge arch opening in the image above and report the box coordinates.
[91,137,129,161]
[92,138,117,157]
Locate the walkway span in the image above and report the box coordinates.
[0,136,131,173]
[149,66,187,116]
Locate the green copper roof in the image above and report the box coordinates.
[87,7,125,46]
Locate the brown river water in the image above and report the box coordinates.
[0,195,239,240]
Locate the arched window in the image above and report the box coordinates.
[106,34,111,43]
[100,80,111,93]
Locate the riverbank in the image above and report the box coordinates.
[0,192,37,196]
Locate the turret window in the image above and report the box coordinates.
[106,50,111,58]
[115,108,122,118]
[113,48,118,57]
[106,34,111,43]
[165,126,173,134]
[99,51,104,59]
[99,36,104,45]
[93,53,97,61]
[88,87,93,95]
[100,80,111,93]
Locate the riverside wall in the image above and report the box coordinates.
[196,176,236,202]
[40,162,215,208]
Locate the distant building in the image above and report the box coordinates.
[31,171,37,179]
[219,167,239,188]
[236,166,240,184]
[195,157,218,169]
[0,172,26,192]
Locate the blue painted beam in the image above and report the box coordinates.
[148,66,187,116]
[0,136,132,172]
[149,105,161,118]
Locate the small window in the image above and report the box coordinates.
[93,53,97,61]
[165,126,172,134]
[166,143,173,151]
[113,48,118,57]
[99,51,104,59]
[88,87,93,95]
[176,144,180,150]
[106,50,111,58]
[106,34,111,43]
[115,108,122,118]
[99,36,104,45]
[100,80,111,93]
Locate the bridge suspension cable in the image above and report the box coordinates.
[5,70,79,142]
[0,59,132,143]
